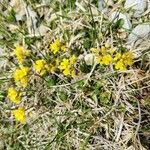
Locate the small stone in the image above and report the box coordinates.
[127,24,150,44]
[98,0,107,13]
[124,0,147,17]
[84,54,95,66]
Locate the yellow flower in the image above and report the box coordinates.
[13,66,29,88]
[63,67,71,76]
[114,53,122,61]
[114,51,134,70]
[14,44,30,63]
[101,54,113,65]
[122,51,134,66]
[115,59,126,70]
[50,39,66,54]
[59,56,76,77]
[13,107,26,124]
[7,87,21,104]
[59,58,70,70]
[34,59,49,76]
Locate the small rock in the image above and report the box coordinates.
[127,24,150,44]
[110,11,132,30]
[98,0,107,13]
[124,0,147,17]
[84,54,95,66]
[98,0,114,12]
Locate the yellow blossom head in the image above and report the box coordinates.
[59,58,69,70]
[13,107,26,124]
[7,87,21,104]
[122,51,134,66]
[34,59,49,76]
[14,44,30,63]
[100,54,113,65]
[50,39,66,54]
[115,59,126,70]
[58,56,76,77]
[63,67,71,76]
[114,53,122,61]
[13,66,29,88]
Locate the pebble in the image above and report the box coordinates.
[127,24,150,44]
[124,0,147,17]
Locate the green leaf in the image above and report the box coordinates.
[0,91,6,102]
[59,91,68,101]
[115,18,124,29]
[45,77,57,88]
[83,39,92,49]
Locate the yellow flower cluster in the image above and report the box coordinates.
[13,66,30,88]
[14,44,30,63]
[7,87,21,104]
[8,40,67,124]
[91,45,134,70]
[59,55,76,77]
[7,37,135,125]
[34,59,49,76]
[114,52,134,70]
[97,54,113,65]
[91,46,113,65]
[50,39,66,54]
[12,107,26,124]
[7,88,27,123]
[8,44,30,124]
[33,59,60,75]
